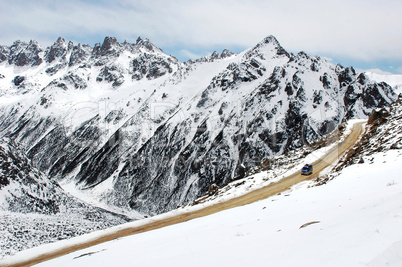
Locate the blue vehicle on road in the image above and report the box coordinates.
[301,164,313,175]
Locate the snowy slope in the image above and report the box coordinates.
[3,118,402,266]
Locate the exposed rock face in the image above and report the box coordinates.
[131,54,174,80]
[96,66,125,87]
[69,43,91,67]
[7,40,43,67]
[0,35,397,216]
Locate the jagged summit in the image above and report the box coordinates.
[245,35,291,58]
[0,36,237,70]
[99,36,118,54]
[261,35,281,45]
[0,36,169,68]
[4,39,43,67]
[136,36,143,44]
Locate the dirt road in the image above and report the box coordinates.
[1,122,366,267]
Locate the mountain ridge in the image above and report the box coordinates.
[0,35,398,216]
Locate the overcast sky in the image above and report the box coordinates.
[1,0,401,73]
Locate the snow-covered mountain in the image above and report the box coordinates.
[0,35,398,216]
[4,101,402,266]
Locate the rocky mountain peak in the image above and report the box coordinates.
[260,35,287,54]
[55,37,66,44]
[101,36,119,53]
[262,35,280,44]
[7,40,43,67]
[45,37,68,63]
[211,51,220,59]
[135,37,158,52]
[337,65,357,85]
[221,49,234,58]
[7,40,27,62]
[89,36,121,58]
[68,42,91,67]
[245,35,290,60]
[136,36,143,44]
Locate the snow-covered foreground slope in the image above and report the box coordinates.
[4,138,401,266]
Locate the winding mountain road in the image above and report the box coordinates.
[1,121,366,267]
